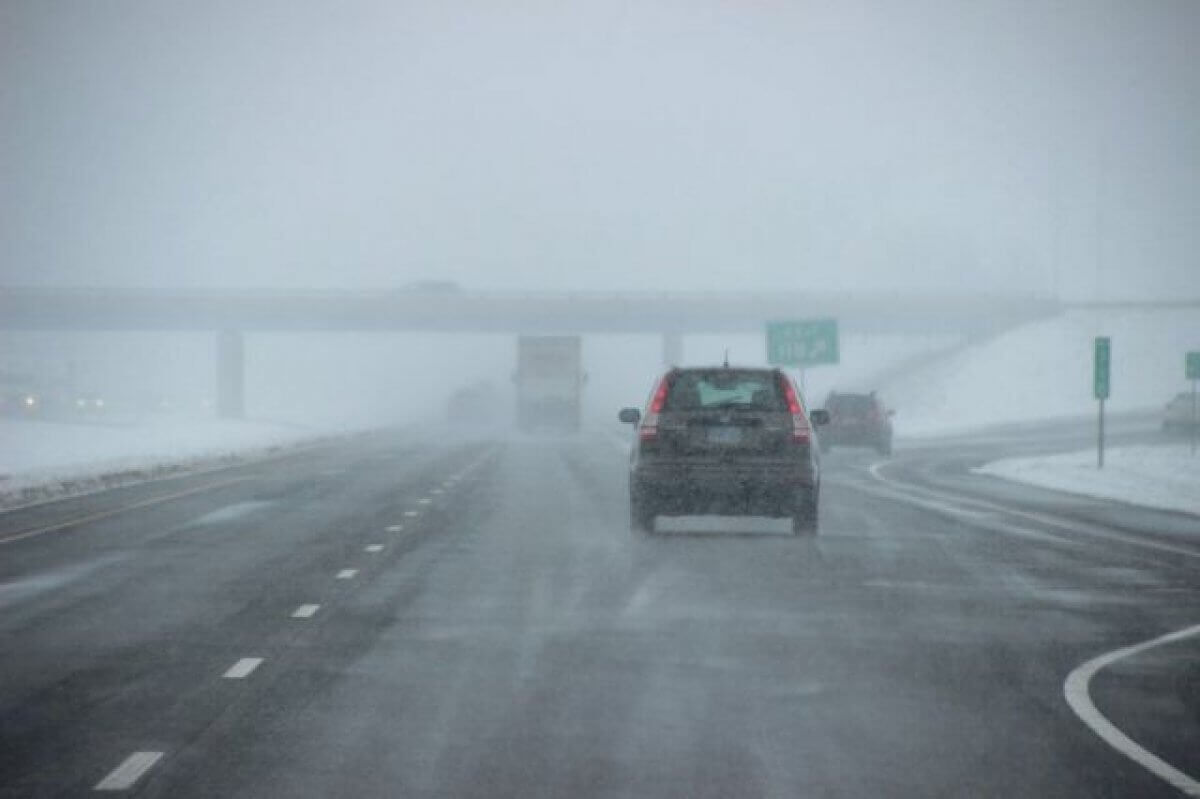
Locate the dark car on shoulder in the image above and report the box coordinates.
[1163,392,1199,433]
[619,366,829,536]
[821,391,894,455]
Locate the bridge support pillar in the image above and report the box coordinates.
[662,332,683,367]
[216,330,245,419]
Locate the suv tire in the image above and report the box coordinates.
[630,495,655,534]
[792,490,818,536]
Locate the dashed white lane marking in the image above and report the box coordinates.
[386,524,404,532]
[365,544,383,553]
[417,497,432,505]
[430,488,444,495]
[336,569,358,579]
[223,657,264,679]
[291,604,320,618]
[403,510,420,518]
[95,751,163,791]
[1064,624,1200,797]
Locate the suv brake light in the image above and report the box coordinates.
[779,375,813,444]
[639,376,671,441]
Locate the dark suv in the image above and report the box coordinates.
[821,391,893,455]
[619,367,829,535]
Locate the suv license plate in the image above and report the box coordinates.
[707,426,743,444]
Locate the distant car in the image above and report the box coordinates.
[72,392,106,415]
[446,382,495,423]
[821,391,894,455]
[1,389,43,416]
[1163,392,1198,433]
[619,366,829,535]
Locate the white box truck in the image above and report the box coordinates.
[515,335,584,432]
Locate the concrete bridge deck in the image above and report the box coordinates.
[0,287,1060,336]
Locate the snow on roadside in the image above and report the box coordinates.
[0,416,332,509]
[883,308,1199,437]
[975,443,1200,517]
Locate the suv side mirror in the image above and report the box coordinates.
[618,407,641,425]
[810,409,830,426]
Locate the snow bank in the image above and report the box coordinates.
[0,416,332,509]
[883,308,1200,437]
[976,443,1200,516]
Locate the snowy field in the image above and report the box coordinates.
[0,416,329,509]
[976,443,1200,517]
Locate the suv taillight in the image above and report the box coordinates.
[780,375,813,444]
[639,376,671,441]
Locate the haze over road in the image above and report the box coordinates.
[2,420,1198,797]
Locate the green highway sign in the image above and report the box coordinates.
[1188,351,1200,381]
[1094,336,1111,400]
[767,319,840,367]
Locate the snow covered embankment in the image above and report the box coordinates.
[976,444,1200,517]
[882,308,1199,438]
[0,417,332,510]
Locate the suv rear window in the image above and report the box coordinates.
[663,370,786,412]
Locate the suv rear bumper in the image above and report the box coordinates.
[632,462,816,515]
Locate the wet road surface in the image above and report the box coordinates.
[2,421,1198,797]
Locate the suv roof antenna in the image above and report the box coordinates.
[723,349,729,368]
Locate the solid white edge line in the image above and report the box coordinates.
[95,751,164,791]
[1064,624,1200,797]
[291,604,320,618]
[336,569,358,579]
[222,657,264,679]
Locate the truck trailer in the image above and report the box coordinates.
[515,335,584,432]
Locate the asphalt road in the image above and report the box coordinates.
[1,420,1198,798]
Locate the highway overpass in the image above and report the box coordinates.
[0,287,1062,417]
[0,286,1059,335]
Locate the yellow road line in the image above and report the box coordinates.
[0,478,249,545]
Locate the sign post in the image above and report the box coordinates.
[1094,337,1110,468]
[1187,352,1200,456]
[766,319,840,399]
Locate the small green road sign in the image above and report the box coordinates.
[1187,351,1200,380]
[1094,337,1111,400]
[767,319,840,367]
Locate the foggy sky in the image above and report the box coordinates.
[3,0,1198,300]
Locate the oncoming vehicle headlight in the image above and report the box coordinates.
[24,395,37,408]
